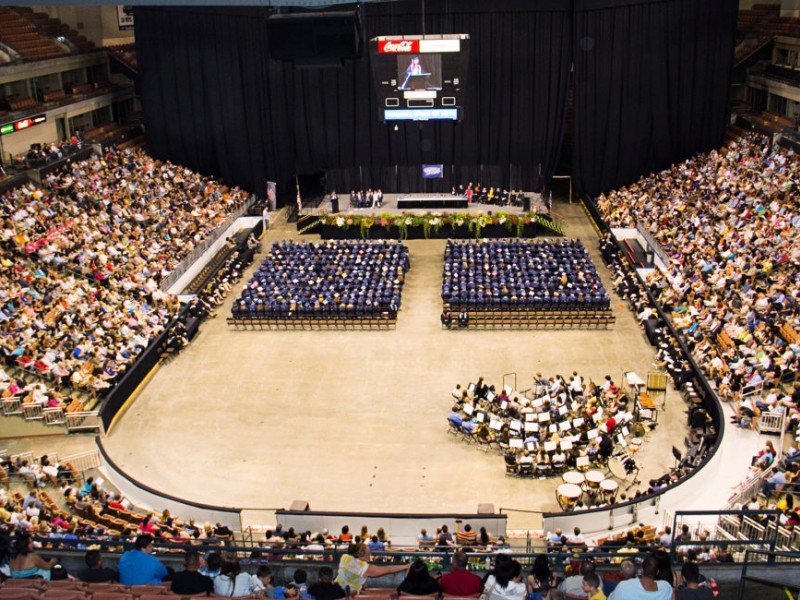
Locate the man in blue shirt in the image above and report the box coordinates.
[118,534,168,585]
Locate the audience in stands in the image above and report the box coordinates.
[442,239,610,311]
[596,134,800,417]
[233,241,409,319]
[0,146,249,407]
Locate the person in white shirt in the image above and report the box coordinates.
[659,526,673,548]
[567,527,585,545]
[484,556,526,600]
[213,554,254,597]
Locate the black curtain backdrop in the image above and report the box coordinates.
[135,1,572,198]
[136,0,736,201]
[572,0,738,197]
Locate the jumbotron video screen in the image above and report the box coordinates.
[370,34,470,122]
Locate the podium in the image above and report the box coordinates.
[401,73,431,90]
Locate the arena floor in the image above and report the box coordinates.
[0,199,765,532]
[100,200,696,521]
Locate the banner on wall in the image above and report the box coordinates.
[422,164,444,179]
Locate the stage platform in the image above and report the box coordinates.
[397,194,468,209]
[311,192,544,217]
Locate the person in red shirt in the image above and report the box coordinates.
[440,550,482,596]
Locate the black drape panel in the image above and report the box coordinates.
[136,1,572,199]
[572,0,737,197]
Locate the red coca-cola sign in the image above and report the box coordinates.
[378,40,419,53]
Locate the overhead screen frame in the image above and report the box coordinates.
[370,34,470,123]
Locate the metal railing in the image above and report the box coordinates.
[60,449,101,473]
[635,220,669,266]
[725,461,779,509]
[159,194,257,291]
[738,549,800,599]
[65,411,102,433]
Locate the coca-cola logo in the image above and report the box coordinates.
[378,40,419,53]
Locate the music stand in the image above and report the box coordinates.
[672,446,683,470]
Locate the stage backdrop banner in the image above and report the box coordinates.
[422,164,444,179]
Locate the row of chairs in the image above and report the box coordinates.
[444,302,610,312]
[227,315,396,331]
[0,582,196,600]
[450,313,615,330]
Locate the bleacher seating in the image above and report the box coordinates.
[595,133,800,405]
[107,43,138,72]
[0,148,249,415]
[0,6,96,63]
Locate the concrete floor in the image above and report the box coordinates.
[0,199,769,536]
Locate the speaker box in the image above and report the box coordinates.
[522,196,531,212]
[477,503,495,514]
[289,500,310,511]
[268,10,361,67]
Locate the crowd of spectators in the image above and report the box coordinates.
[595,133,800,422]
[232,241,409,319]
[441,240,610,311]
[0,147,250,402]
[12,136,85,170]
[600,235,695,391]
[446,373,667,501]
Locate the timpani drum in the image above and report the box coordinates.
[584,469,605,492]
[600,479,619,502]
[562,470,585,486]
[556,483,583,511]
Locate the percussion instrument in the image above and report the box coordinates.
[556,483,583,511]
[562,470,585,486]
[600,479,619,502]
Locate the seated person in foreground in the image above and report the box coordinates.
[440,550,482,596]
[397,559,441,596]
[118,534,168,586]
[171,551,214,595]
[308,566,346,600]
[77,549,118,583]
[335,542,410,594]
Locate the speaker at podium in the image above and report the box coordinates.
[330,197,340,214]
